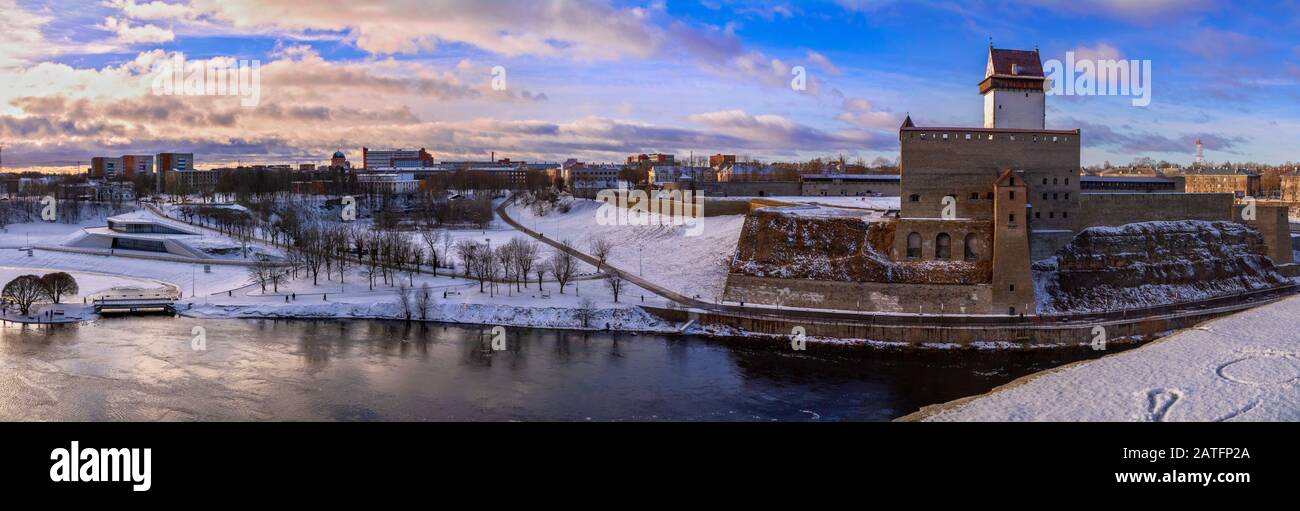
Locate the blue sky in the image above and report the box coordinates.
[2,0,1298,171]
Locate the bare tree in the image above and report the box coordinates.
[511,238,539,291]
[397,282,413,322]
[588,236,615,271]
[534,265,547,291]
[247,261,272,293]
[3,275,46,315]
[603,271,626,303]
[420,227,444,273]
[575,297,596,329]
[416,282,433,320]
[548,242,577,294]
[40,272,79,304]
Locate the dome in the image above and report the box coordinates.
[332,150,345,159]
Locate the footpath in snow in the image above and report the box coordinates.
[909,292,1300,421]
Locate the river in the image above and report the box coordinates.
[0,316,1123,421]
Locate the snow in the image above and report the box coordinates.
[914,293,1300,421]
[507,198,747,301]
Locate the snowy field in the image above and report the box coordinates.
[507,198,747,301]
[916,293,1300,421]
[1,207,676,331]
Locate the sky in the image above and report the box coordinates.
[1,0,1299,172]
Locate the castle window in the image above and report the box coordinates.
[1065,178,1070,185]
[909,194,920,202]
[964,233,977,261]
[970,192,980,200]
[1009,191,1015,200]
[1042,178,1048,185]
[1009,213,1016,223]
[935,233,952,259]
[1053,193,1059,200]
[1063,212,1069,219]
[907,232,921,259]
[1049,212,1055,218]
[986,192,994,200]
[1065,193,1070,200]
[1035,211,1041,219]
[1053,178,1059,185]
[1042,193,1048,200]
[1010,284,1016,291]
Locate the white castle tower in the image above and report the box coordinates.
[980,46,1046,129]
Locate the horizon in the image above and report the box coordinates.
[2,0,1298,173]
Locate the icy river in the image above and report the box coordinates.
[0,317,1121,421]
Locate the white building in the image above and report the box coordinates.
[64,211,210,259]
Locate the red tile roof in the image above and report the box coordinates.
[989,48,1043,78]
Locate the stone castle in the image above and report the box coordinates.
[724,46,1292,315]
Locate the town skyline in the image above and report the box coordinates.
[2,0,1299,173]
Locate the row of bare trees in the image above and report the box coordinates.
[452,236,580,296]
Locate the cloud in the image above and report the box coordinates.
[1022,0,1219,22]
[1179,28,1259,60]
[1070,42,1123,62]
[835,98,900,129]
[0,0,54,68]
[806,51,841,77]
[1065,118,1245,155]
[687,109,894,150]
[171,0,662,60]
[101,16,176,44]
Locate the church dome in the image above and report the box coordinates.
[333,150,345,159]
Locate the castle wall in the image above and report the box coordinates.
[1075,192,1234,229]
[890,218,992,263]
[1235,204,1293,264]
[899,128,1080,233]
[721,274,992,314]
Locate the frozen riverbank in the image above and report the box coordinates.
[906,293,1300,422]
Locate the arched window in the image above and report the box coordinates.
[964,233,978,261]
[906,232,921,259]
[935,233,952,259]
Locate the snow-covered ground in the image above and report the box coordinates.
[507,198,747,301]
[1,205,678,332]
[915,293,1300,421]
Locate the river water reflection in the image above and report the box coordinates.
[0,317,1123,421]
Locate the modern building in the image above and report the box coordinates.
[64,211,210,259]
[121,155,154,178]
[90,157,123,179]
[156,152,194,191]
[164,169,218,195]
[362,147,434,170]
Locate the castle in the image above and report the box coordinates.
[723,46,1292,315]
